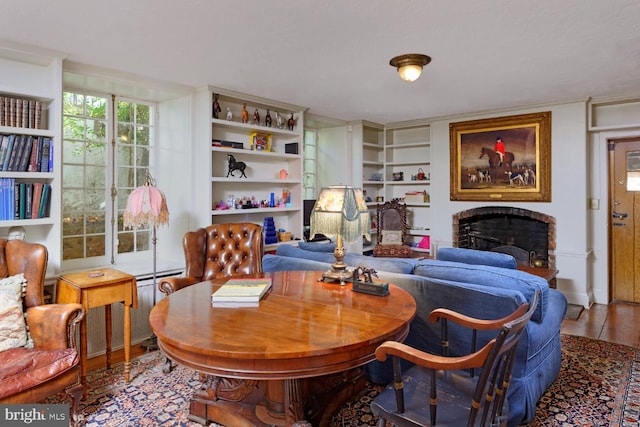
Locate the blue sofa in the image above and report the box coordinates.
[263,244,567,426]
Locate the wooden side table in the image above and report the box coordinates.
[56,268,138,396]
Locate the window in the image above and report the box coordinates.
[303,129,317,200]
[62,90,155,268]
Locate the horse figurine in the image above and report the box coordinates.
[275,111,284,129]
[226,154,247,178]
[479,146,514,180]
[352,265,379,283]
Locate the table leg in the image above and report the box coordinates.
[105,304,112,369]
[284,379,306,426]
[124,303,131,382]
[79,314,88,398]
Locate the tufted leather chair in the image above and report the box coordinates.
[159,222,264,296]
[0,239,85,427]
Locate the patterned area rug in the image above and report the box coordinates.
[46,335,639,426]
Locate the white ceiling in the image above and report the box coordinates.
[2,0,640,124]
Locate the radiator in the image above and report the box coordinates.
[85,273,175,358]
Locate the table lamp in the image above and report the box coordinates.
[310,185,370,283]
[123,172,169,350]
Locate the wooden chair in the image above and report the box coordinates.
[371,291,539,427]
[0,239,85,426]
[373,199,412,258]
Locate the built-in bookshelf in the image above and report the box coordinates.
[0,42,62,272]
[195,86,306,250]
[384,120,431,253]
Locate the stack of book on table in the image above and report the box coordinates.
[211,277,273,308]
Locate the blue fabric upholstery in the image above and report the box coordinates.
[275,244,419,274]
[263,246,567,426]
[414,259,548,322]
[436,246,517,269]
[297,241,336,252]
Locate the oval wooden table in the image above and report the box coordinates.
[150,270,416,427]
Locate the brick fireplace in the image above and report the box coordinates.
[452,207,556,269]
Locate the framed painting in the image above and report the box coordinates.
[449,111,551,202]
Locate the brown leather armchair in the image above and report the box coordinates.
[0,239,85,427]
[159,222,264,296]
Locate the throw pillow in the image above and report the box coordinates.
[0,274,28,352]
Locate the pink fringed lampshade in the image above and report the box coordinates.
[123,176,169,229]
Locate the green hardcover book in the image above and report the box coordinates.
[38,183,50,218]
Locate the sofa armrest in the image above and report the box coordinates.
[158,276,199,295]
[26,303,85,350]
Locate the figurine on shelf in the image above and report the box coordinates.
[241,103,249,124]
[265,109,272,127]
[275,111,284,129]
[226,154,247,178]
[287,113,295,131]
[226,107,233,121]
[253,108,260,125]
[212,93,222,119]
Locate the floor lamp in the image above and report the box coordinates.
[123,172,169,350]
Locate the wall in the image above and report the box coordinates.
[428,101,591,307]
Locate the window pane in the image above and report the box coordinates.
[118,145,134,167]
[136,104,150,125]
[118,123,134,144]
[62,166,84,188]
[86,211,105,234]
[118,166,136,189]
[63,93,85,116]
[63,237,85,260]
[87,119,107,143]
[85,143,106,165]
[118,231,134,253]
[136,125,150,146]
[86,166,106,188]
[62,212,84,236]
[118,101,133,122]
[86,235,106,257]
[86,96,106,119]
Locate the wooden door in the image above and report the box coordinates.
[610,137,640,302]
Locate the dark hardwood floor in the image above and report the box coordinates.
[561,301,640,348]
[87,301,640,372]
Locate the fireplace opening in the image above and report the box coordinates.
[452,207,556,269]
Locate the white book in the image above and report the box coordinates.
[211,277,273,304]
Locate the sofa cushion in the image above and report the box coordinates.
[297,241,336,252]
[414,258,548,322]
[276,244,419,274]
[0,347,79,399]
[436,247,517,269]
[263,254,330,272]
[0,274,28,351]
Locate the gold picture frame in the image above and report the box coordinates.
[450,111,551,202]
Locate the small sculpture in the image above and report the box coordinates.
[212,93,222,119]
[226,154,247,178]
[275,111,284,129]
[253,108,260,125]
[265,109,272,127]
[287,113,295,131]
[241,103,249,124]
[226,107,233,121]
[352,265,379,283]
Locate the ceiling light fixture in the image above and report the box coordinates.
[389,53,431,82]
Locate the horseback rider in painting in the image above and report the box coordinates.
[494,136,506,167]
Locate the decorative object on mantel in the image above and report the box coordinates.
[310,185,370,284]
[225,107,233,121]
[123,172,169,351]
[389,53,432,82]
[226,154,247,178]
[252,108,260,125]
[275,111,284,129]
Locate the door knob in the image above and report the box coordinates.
[612,212,628,219]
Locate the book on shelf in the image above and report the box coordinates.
[211,277,273,307]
